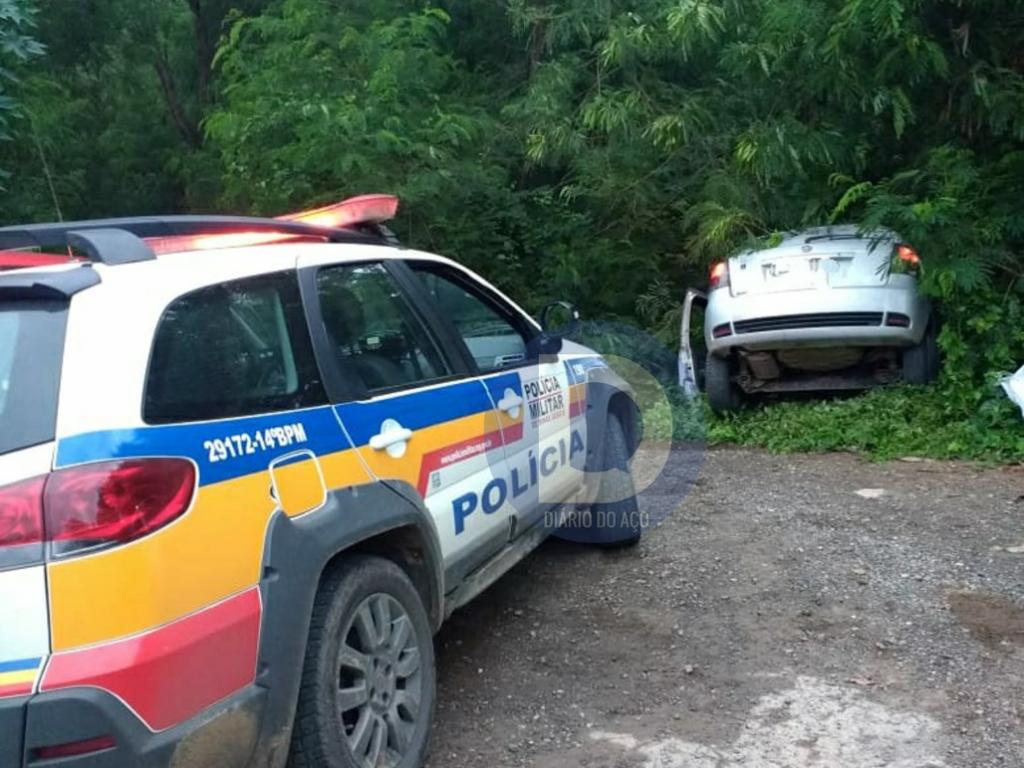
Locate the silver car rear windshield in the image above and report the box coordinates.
[0,299,67,455]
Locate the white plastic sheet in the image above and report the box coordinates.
[1000,364,1024,417]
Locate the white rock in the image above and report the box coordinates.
[590,676,946,767]
[855,488,886,499]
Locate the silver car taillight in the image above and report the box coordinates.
[709,261,730,290]
[892,244,921,276]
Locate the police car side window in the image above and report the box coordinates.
[144,272,326,424]
[316,263,450,393]
[409,263,530,374]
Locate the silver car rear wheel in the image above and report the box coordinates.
[705,351,742,414]
[903,324,940,384]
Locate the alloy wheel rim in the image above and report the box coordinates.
[337,593,422,768]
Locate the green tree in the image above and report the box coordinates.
[0,0,43,179]
[1,0,1022,456]
[206,0,530,287]
[0,0,271,221]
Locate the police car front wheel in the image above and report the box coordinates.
[289,555,436,768]
[591,411,643,547]
[554,411,642,547]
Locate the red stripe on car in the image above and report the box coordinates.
[502,422,525,443]
[41,587,261,731]
[416,428,507,496]
[0,682,32,698]
[569,396,587,419]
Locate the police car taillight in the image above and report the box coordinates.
[0,459,195,562]
[0,475,46,566]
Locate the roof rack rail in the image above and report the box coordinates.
[67,229,157,265]
[0,215,382,264]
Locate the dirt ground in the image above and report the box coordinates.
[425,447,1024,768]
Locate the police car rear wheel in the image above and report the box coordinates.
[289,555,436,768]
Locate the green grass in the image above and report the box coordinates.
[588,324,1023,464]
[703,385,1024,463]
[642,394,707,443]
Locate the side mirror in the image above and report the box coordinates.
[528,301,581,359]
[539,301,581,336]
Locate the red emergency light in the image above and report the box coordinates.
[0,250,77,271]
[147,194,400,255]
[277,193,399,229]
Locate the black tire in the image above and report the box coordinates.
[902,323,940,384]
[289,555,436,768]
[705,351,742,414]
[552,411,642,547]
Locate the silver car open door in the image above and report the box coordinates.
[678,288,707,396]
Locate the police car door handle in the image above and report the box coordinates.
[369,419,413,456]
[497,392,523,413]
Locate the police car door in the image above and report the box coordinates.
[397,259,584,536]
[298,255,512,584]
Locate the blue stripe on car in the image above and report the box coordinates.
[336,379,497,445]
[54,378,503,487]
[55,407,347,487]
[0,657,40,673]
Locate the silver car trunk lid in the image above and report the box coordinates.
[728,235,894,297]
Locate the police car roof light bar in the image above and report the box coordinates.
[145,195,400,254]
[0,215,381,264]
[0,250,78,271]
[278,194,399,229]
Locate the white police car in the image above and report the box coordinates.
[0,195,640,768]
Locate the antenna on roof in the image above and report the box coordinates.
[27,109,63,223]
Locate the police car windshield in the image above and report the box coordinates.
[0,300,67,454]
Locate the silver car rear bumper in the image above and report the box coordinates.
[706,276,930,354]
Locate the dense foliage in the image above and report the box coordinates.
[2,0,1023,459]
[0,0,43,181]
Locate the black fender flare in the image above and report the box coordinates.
[582,365,642,473]
[249,479,443,768]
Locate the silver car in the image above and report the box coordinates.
[687,226,938,413]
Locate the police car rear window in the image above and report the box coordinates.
[144,272,326,424]
[0,299,67,455]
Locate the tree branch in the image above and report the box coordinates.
[153,52,202,148]
[185,0,213,105]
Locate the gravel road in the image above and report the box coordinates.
[425,447,1024,768]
